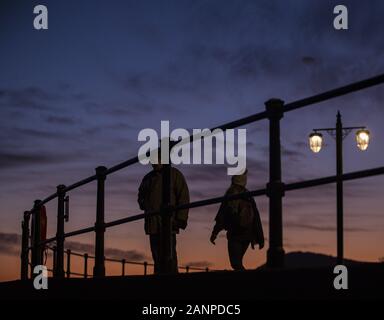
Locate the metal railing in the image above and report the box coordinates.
[20,73,384,280]
[33,245,210,278]
[27,250,209,280]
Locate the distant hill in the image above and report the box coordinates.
[259,251,377,269]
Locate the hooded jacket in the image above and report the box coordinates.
[138,166,190,235]
[212,175,264,246]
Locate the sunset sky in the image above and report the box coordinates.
[1,0,384,281]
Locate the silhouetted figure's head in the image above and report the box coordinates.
[231,169,247,187]
[152,150,163,171]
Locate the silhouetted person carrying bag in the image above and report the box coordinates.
[210,170,264,270]
[138,152,190,274]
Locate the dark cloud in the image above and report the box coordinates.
[121,74,146,91]
[13,128,71,140]
[184,261,213,268]
[189,190,207,200]
[284,177,379,202]
[187,44,231,65]
[82,123,135,137]
[292,141,308,149]
[0,87,61,111]
[228,46,262,79]
[282,146,305,160]
[0,150,84,169]
[45,115,78,125]
[117,71,198,98]
[0,232,147,261]
[65,241,147,261]
[285,222,369,232]
[183,157,267,183]
[302,56,317,65]
[70,92,88,101]
[0,87,58,101]
[0,232,20,256]
[82,99,161,121]
[0,151,59,168]
[260,145,304,161]
[107,103,154,117]
[282,147,305,159]
[284,242,324,250]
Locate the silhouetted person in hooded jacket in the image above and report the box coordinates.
[210,170,264,270]
[138,156,189,274]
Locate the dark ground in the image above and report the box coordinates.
[1,264,383,300]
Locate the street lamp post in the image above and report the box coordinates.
[308,111,370,265]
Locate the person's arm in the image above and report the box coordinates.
[210,202,226,244]
[138,179,146,211]
[175,171,190,229]
[251,197,264,249]
[211,188,239,244]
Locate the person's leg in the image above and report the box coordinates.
[240,240,250,265]
[228,239,245,270]
[149,234,160,274]
[171,234,179,273]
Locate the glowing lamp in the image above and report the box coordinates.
[356,129,370,151]
[309,132,323,153]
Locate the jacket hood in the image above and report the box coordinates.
[231,170,247,187]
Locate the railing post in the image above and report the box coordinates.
[21,211,30,280]
[206,267,209,272]
[93,166,107,277]
[31,199,42,271]
[265,98,285,268]
[121,259,126,276]
[186,266,189,273]
[160,161,173,274]
[55,184,66,278]
[144,261,148,275]
[84,254,88,278]
[52,246,57,275]
[336,112,344,265]
[66,249,71,278]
